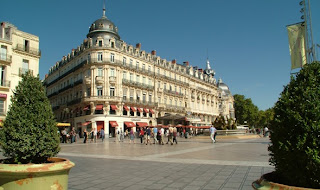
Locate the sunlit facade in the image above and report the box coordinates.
[0,22,40,121]
[43,8,234,137]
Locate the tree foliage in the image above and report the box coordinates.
[0,73,60,164]
[234,94,259,126]
[268,62,320,188]
[213,115,226,130]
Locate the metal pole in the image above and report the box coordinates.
[307,0,317,62]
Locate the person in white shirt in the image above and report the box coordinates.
[209,125,217,143]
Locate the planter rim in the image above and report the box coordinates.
[253,172,320,190]
[0,157,75,174]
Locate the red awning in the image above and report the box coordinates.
[176,124,185,128]
[81,121,91,126]
[110,105,117,110]
[136,122,148,127]
[130,107,136,112]
[109,121,118,127]
[83,105,90,111]
[149,109,154,114]
[96,104,103,110]
[124,122,135,127]
[123,106,129,111]
[143,108,148,113]
[185,125,195,128]
[137,108,142,112]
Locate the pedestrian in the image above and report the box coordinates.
[94,128,97,143]
[153,127,158,144]
[70,127,75,143]
[100,128,105,142]
[61,128,67,143]
[83,129,88,143]
[160,127,165,145]
[90,128,94,143]
[168,126,174,145]
[173,127,178,144]
[125,129,129,139]
[264,126,269,137]
[120,130,124,142]
[210,125,217,143]
[146,127,151,145]
[116,128,121,142]
[139,128,144,144]
[129,128,135,144]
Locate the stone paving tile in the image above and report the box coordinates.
[60,137,273,190]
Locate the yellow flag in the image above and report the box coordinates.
[287,23,307,69]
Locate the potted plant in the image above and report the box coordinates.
[0,72,74,190]
[252,62,320,189]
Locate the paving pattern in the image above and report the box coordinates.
[59,136,273,190]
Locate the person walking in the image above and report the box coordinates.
[146,127,151,145]
[83,129,88,143]
[173,127,178,144]
[94,128,97,143]
[116,127,121,142]
[61,128,67,143]
[100,128,105,142]
[210,125,217,143]
[139,128,144,144]
[168,126,174,145]
[90,128,94,143]
[153,127,158,144]
[70,127,75,143]
[129,128,135,144]
[160,127,165,145]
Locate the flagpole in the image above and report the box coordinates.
[302,0,309,65]
[307,0,317,62]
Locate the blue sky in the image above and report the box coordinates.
[1,0,319,111]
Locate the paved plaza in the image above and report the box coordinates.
[59,135,273,190]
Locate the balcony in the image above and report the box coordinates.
[95,76,104,84]
[19,68,33,77]
[85,76,91,85]
[0,80,10,88]
[14,44,41,57]
[0,54,12,64]
[109,76,116,84]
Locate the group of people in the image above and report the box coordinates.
[114,126,202,145]
[83,128,105,143]
[61,125,218,144]
[60,128,76,143]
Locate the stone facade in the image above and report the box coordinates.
[0,22,40,121]
[43,9,234,137]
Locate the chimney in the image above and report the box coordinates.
[151,50,156,56]
[1,22,5,39]
[136,43,141,49]
[183,61,189,66]
[45,74,48,79]
[172,59,176,64]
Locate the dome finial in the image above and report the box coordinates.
[102,0,106,18]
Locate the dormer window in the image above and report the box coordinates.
[109,24,113,30]
[98,40,103,47]
[99,23,103,28]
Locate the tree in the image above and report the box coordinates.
[233,94,259,126]
[213,115,226,130]
[0,73,60,164]
[268,62,320,188]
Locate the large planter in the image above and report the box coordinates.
[252,172,320,190]
[0,157,75,190]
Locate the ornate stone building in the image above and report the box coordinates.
[43,7,235,136]
[0,22,40,122]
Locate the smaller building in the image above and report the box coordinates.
[0,22,40,121]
